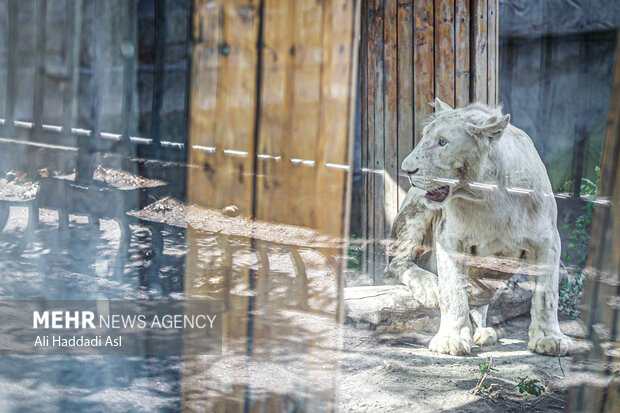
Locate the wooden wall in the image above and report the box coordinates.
[361,0,499,282]
[188,0,359,238]
[184,0,360,411]
[568,31,620,413]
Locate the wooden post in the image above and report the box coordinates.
[361,0,499,283]
[184,0,360,410]
[567,30,620,413]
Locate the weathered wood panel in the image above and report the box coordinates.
[186,2,260,411]
[454,0,470,107]
[568,30,620,413]
[487,0,498,104]
[382,0,399,272]
[413,0,435,146]
[472,0,488,102]
[185,0,360,410]
[397,0,414,205]
[361,0,499,283]
[434,0,455,107]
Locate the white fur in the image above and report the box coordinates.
[386,98,571,356]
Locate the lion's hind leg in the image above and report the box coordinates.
[470,305,497,346]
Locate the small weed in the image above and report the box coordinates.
[559,271,585,318]
[558,166,600,318]
[347,235,363,271]
[471,357,497,394]
[516,376,545,396]
[479,359,498,375]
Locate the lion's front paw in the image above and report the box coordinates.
[429,332,472,356]
[473,327,497,346]
[402,268,439,308]
[528,332,572,356]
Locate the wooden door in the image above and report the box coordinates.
[183,0,360,411]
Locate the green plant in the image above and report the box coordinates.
[471,357,497,394]
[559,166,600,318]
[517,376,545,396]
[479,359,498,375]
[559,271,585,318]
[347,235,363,271]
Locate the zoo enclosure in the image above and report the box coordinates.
[360,0,499,281]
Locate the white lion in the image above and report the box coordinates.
[385,98,571,356]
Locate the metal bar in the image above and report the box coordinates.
[150,0,167,152]
[121,0,137,150]
[4,0,18,136]
[31,0,48,140]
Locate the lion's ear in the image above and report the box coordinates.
[430,97,452,113]
[468,114,510,143]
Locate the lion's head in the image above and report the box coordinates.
[402,98,510,207]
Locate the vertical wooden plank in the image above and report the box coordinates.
[371,0,385,282]
[253,0,292,225]
[121,0,137,146]
[188,0,259,215]
[31,0,47,137]
[315,0,358,236]
[364,0,377,279]
[471,0,487,103]
[397,0,414,203]
[77,0,104,182]
[185,1,261,411]
[454,0,470,107]
[413,0,434,144]
[4,0,18,134]
[187,0,260,359]
[280,0,324,229]
[360,0,369,276]
[150,0,166,152]
[251,3,292,402]
[434,0,455,107]
[61,0,82,142]
[182,0,193,164]
[383,0,399,242]
[187,0,221,205]
[487,0,498,105]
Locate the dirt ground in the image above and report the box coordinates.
[0,204,588,412]
[339,315,585,412]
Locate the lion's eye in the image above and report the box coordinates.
[438,138,447,146]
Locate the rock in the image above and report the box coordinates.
[346,267,566,332]
[222,205,239,217]
[344,285,440,333]
[5,171,17,182]
[487,276,533,325]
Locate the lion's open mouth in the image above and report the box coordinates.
[425,186,450,202]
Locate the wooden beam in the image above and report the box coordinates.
[568,30,620,413]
